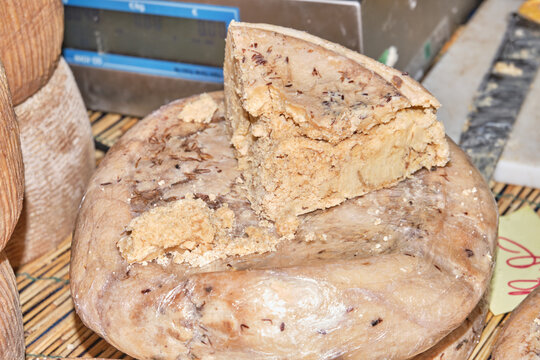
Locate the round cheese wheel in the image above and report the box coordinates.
[0,0,63,105]
[491,287,540,359]
[70,93,497,360]
[6,58,94,268]
[0,251,24,360]
[0,63,24,251]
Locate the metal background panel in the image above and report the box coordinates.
[188,0,362,51]
[361,0,481,78]
[65,0,481,115]
[65,0,362,116]
[71,65,222,116]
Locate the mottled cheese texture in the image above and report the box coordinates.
[224,22,449,232]
[118,194,280,269]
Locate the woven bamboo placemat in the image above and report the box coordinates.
[18,111,540,359]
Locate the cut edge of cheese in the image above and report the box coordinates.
[0,62,24,251]
[224,21,449,231]
[6,57,95,268]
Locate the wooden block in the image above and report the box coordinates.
[0,62,24,250]
[0,0,64,105]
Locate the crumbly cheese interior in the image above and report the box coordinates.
[117,195,280,267]
[241,108,447,225]
[224,24,449,233]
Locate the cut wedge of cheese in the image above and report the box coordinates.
[6,58,94,268]
[0,251,24,360]
[0,63,24,251]
[71,93,497,360]
[0,0,64,105]
[224,22,449,232]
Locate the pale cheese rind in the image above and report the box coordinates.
[6,58,95,267]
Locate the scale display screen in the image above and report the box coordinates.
[63,0,239,83]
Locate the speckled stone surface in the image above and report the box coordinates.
[493,68,540,189]
[459,14,540,181]
[422,0,522,143]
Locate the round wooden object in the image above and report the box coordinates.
[0,251,24,360]
[71,93,498,359]
[0,0,64,105]
[491,287,540,359]
[6,58,95,268]
[0,63,24,251]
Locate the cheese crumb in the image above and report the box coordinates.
[275,214,300,237]
[178,93,218,124]
[117,198,281,267]
[258,219,273,228]
[305,232,316,242]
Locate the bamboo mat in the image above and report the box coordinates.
[17,111,540,360]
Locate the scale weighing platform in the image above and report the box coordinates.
[63,0,479,116]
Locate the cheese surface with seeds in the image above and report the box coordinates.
[224,22,449,230]
[116,95,281,268]
[70,92,498,360]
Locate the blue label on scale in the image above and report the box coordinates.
[62,0,239,25]
[62,0,239,82]
[64,49,224,83]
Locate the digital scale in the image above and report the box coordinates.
[63,0,480,116]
